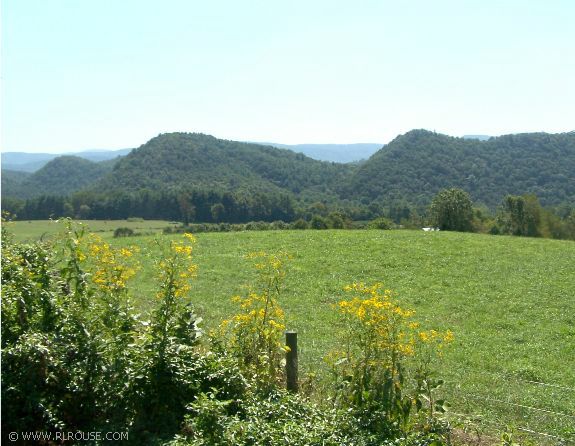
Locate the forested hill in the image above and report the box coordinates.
[1,170,32,197]
[94,133,353,198]
[2,130,574,212]
[3,156,115,199]
[348,130,575,207]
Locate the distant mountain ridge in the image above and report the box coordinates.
[463,135,491,141]
[2,143,379,172]
[256,143,382,163]
[1,148,132,172]
[2,130,574,211]
[2,156,117,199]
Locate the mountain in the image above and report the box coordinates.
[1,142,383,172]
[1,170,32,196]
[347,129,575,207]
[1,153,60,172]
[1,148,132,172]
[94,133,352,199]
[258,143,382,163]
[3,156,116,198]
[2,130,574,219]
[1,142,379,173]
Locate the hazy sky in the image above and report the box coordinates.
[2,0,574,153]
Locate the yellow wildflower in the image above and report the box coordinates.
[120,248,133,257]
[183,232,196,243]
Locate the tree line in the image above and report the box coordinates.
[430,188,575,240]
[1,188,296,224]
[3,186,574,240]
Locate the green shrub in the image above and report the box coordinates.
[270,220,290,230]
[2,224,139,434]
[291,218,309,229]
[244,221,270,231]
[369,216,394,229]
[327,212,350,229]
[217,252,290,391]
[310,215,328,229]
[326,283,453,440]
[170,389,363,446]
[218,222,231,232]
[114,226,135,237]
[0,223,243,442]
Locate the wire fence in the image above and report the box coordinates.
[441,366,575,444]
[448,366,575,392]
[465,394,575,420]
[447,410,573,445]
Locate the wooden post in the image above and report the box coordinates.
[285,330,298,393]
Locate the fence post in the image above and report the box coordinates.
[285,330,298,393]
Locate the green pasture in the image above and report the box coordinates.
[7,219,178,242]
[5,221,575,441]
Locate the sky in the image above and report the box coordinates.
[1,0,574,153]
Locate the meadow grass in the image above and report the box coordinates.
[6,222,575,441]
[8,219,177,242]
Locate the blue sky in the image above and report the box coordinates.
[2,0,574,153]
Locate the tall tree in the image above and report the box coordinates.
[497,194,543,237]
[429,188,474,231]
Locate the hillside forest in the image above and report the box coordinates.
[2,130,574,240]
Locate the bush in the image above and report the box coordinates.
[310,215,329,229]
[369,217,394,229]
[350,220,369,229]
[2,226,141,434]
[326,283,453,439]
[218,252,290,391]
[114,226,135,237]
[166,221,294,234]
[218,222,231,232]
[270,220,289,230]
[0,223,232,441]
[291,218,309,229]
[244,221,270,231]
[327,212,350,229]
[170,389,362,446]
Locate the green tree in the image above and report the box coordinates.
[327,211,349,229]
[211,203,225,222]
[368,216,393,229]
[310,215,328,229]
[429,188,473,231]
[178,193,195,224]
[497,194,543,237]
[291,218,308,229]
[78,204,92,219]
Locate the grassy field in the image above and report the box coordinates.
[6,221,575,442]
[8,219,178,242]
